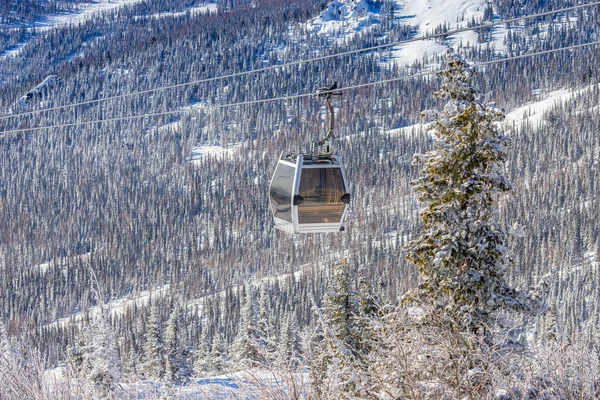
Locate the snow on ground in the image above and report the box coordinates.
[46,283,171,329]
[145,4,218,20]
[37,252,91,274]
[504,84,600,128]
[306,0,507,70]
[1,1,215,61]
[0,0,144,60]
[46,255,311,332]
[504,88,571,127]
[386,121,430,137]
[7,1,216,33]
[392,0,504,67]
[190,144,242,162]
[383,83,600,138]
[122,369,309,399]
[306,0,383,43]
[0,40,33,60]
[22,0,146,32]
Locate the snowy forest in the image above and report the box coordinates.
[1,0,599,398]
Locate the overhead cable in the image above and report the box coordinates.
[2,40,599,135]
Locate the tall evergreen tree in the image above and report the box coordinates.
[141,307,165,380]
[165,306,192,384]
[544,302,558,342]
[0,320,15,363]
[279,313,302,367]
[209,336,229,374]
[232,285,262,367]
[404,51,545,333]
[67,311,122,398]
[193,329,211,376]
[310,260,378,399]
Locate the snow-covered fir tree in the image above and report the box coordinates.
[122,347,139,379]
[544,302,558,342]
[208,336,229,374]
[231,285,263,367]
[193,330,211,376]
[310,260,379,399]
[279,313,302,368]
[368,50,549,398]
[404,51,546,332]
[164,306,192,384]
[0,319,15,364]
[140,307,165,380]
[67,310,122,399]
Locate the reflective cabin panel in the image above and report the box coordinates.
[297,167,346,224]
[269,163,295,223]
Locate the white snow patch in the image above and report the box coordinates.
[19,75,61,107]
[386,121,430,137]
[504,84,600,128]
[504,89,571,127]
[305,1,508,69]
[190,144,242,162]
[390,40,447,67]
[306,0,384,44]
[143,3,218,20]
[25,0,147,32]
[46,284,171,329]
[0,40,32,60]
[391,0,502,67]
[37,252,91,275]
[122,369,309,398]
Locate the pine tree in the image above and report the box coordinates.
[0,320,15,363]
[141,307,165,380]
[209,336,229,374]
[232,285,262,367]
[164,306,193,385]
[544,302,558,341]
[165,307,181,384]
[87,313,122,396]
[353,266,380,359]
[388,51,549,397]
[122,347,138,379]
[310,260,376,399]
[67,311,122,398]
[279,313,302,368]
[193,330,211,376]
[404,51,545,333]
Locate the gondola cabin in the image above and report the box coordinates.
[269,151,350,234]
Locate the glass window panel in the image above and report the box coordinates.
[298,167,346,224]
[269,163,295,223]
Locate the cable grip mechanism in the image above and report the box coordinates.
[312,82,342,158]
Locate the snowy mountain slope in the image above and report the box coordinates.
[4,0,148,32]
[392,0,486,65]
[384,83,600,136]
[0,1,146,59]
[305,0,507,67]
[504,84,600,128]
[0,1,215,61]
[140,3,218,20]
[306,0,385,42]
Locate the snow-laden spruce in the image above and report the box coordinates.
[404,51,547,332]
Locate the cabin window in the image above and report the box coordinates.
[269,163,295,223]
[297,167,346,224]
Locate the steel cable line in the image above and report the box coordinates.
[1,1,599,123]
[1,40,599,136]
